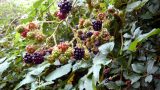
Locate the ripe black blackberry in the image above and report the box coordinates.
[80,34,86,40]
[58,0,72,14]
[32,52,44,64]
[74,47,85,60]
[23,53,33,64]
[86,31,93,38]
[92,20,102,31]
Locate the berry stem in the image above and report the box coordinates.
[46,21,63,46]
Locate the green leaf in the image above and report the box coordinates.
[147,60,158,74]
[131,63,145,73]
[14,62,50,90]
[98,42,114,55]
[128,28,160,52]
[93,53,112,65]
[126,1,141,12]
[126,0,148,12]
[92,65,101,83]
[14,75,35,90]
[145,75,153,83]
[84,78,94,90]
[72,60,90,72]
[0,60,11,75]
[123,73,141,84]
[0,57,6,63]
[106,82,119,89]
[31,81,54,90]
[45,63,72,81]
[129,75,141,84]
[132,82,140,88]
[29,63,50,75]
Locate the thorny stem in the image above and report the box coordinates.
[119,31,124,55]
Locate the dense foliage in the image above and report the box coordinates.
[0,0,160,90]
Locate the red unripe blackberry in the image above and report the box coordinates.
[73,47,85,60]
[28,22,38,30]
[58,0,72,14]
[125,80,131,86]
[20,28,29,38]
[98,13,106,20]
[92,20,102,31]
[56,11,67,20]
[25,45,36,54]
[103,68,110,75]
[57,42,69,52]
[93,31,100,36]
[32,52,44,64]
[23,53,33,64]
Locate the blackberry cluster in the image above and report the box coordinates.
[32,53,44,64]
[23,53,33,64]
[23,52,44,64]
[92,20,102,31]
[74,47,85,60]
[58,0,72,14]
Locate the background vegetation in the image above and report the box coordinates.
[0,0,160,90]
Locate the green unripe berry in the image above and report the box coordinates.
[16,25,25,33]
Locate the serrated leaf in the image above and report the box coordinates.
[129,28,160,52]
[98,42,114,55]
[31,81,54,90]
[14,75,35,90]
[129,75,141,84]
[145,75,153,83]
[72,60,90,72]
[0,60,11,74]
[29,63,50,75]
[93,53,112,65]
[93,65,101,83]
[132,82,140,88]
[126,0,148,12]
[123,73,141,84]
[126,1,141,12]
[14,62,50,90]
[45,63,72,81]
[132,63,145,73]
[106,82,119,89]
[147,60,158,74]
[0,57,6,63]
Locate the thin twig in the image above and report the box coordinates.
[6,16,20,35]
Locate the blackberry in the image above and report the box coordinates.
[95,40,101,47]
[92,20,102,31]
[74,47,85,60]
[23,53,33,64]
[57,11,67,20]
[32,52,44,64]
[58,0,72,14]
[80,34,86,40]
[86,31,93,38]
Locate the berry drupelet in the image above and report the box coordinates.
[92,20,102,31]
[23,53,33,64]
[58,0,72,14]
[32,52,44,64]
[74,47,85,60]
